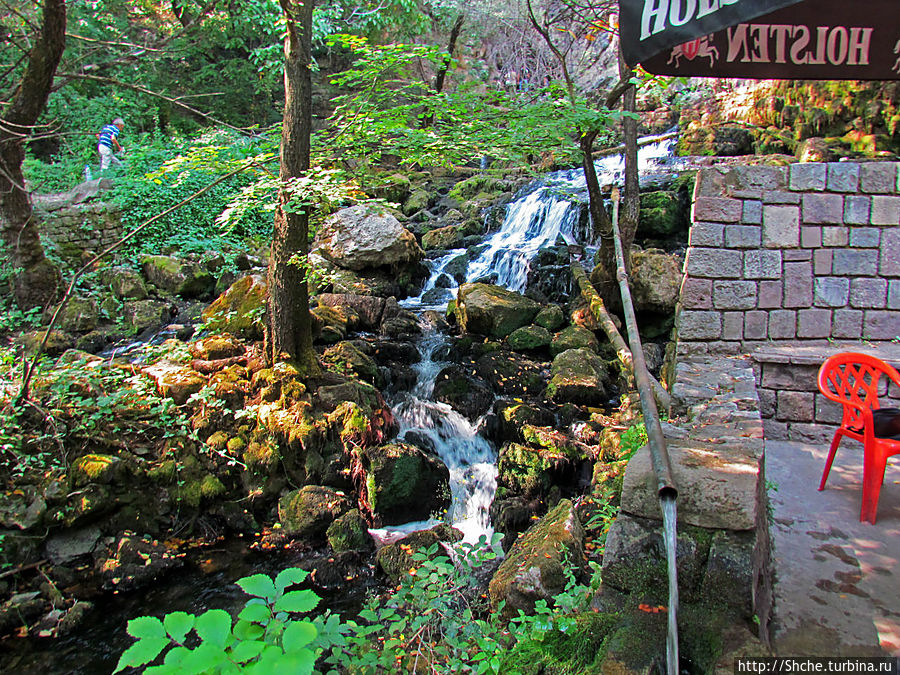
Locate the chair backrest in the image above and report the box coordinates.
[817,352,900,430]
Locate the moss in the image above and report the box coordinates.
[148,460,177,483]
[206,431,229,451]
[200,474,226,500]
[244,439,279,472]
[448,175,506,202]
[326,509,371,553]
[70,454,120,487]
[226,436,246,454]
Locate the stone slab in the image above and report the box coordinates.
[620,442,761,531]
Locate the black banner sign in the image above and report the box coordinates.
[619,0,805,66]
[638,0,900,80]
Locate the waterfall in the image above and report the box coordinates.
[404,133,681,305]
[377,326,497,544]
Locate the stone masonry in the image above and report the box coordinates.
[676,162,900,355]
[32,179,123,256]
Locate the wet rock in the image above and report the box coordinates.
[546,348,611,406]
[202,274,266,339]
[506,325,552,352]
[94,534,185,591]
[45,526,102,564]
[630,249,682,314]
[490,496,541,551]
[497,441,576,498]
[443,253,469,283]
[432,365,494,420]
[456,283,541,339]
[550,325,599,358]
[475,350,547,398]
[278,486,352,540]
[141,255,215,299]
[361,442,450,525]
[488,499,586,618]
[56,601,93,636]
[0,592,48,635]
[380,310,421,338]
[495,400,556,442]
[327,509,373,553]
[101,265,148,300]
[313,204,424,271]
[534,305,565,331]
[375,524,463,583]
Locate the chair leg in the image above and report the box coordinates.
[819,430,844,491]
[860,453,887,525]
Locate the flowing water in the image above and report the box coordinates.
[661,493,680,675]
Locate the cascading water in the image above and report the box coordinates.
[377,326,497,544]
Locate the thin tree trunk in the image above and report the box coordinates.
[433,14,464,95]
[267,0,319,375]
[618,49,640,271]
[0,0,66,309]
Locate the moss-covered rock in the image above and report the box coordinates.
[630,249,682,314]
[16,329,72,358]
[533,305,565,331]
[637,190,687,238]
[361,442,450,525]
[311,305,347,344]
[456,283,541,339]
[101,265,148,300]
[69,454,123,488]
[278,485,351,540]
[495,400,556,442]
[402,188,430,216]
[496,441,576,498]
[550,325,599,358]
[323,341,378,383]
[326,508,373,553]
[123,299,173,334]
[375,524,463,583]
[143,362,206,405]
[141,255,215,299]
[189,334,245,360]
[488,499,586,618]
[421,224,465,250]
[506,325,552,352]
[545,348,611,406]
[202,274,266,340]
[475,350,547,398]
[53,295,99,333]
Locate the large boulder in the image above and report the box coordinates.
[432,365,494,420]
[202,274,266,339]
[550,325,599,358]
[278,485,351,540]
[488,499,586,618]
[455,283,541,339]
[101,265,148,300]
[475,350,547,398]
[123,299,174,333]
[361,442,450,525]
[141,255,215,299]
[630,249,683,314]
[422,224,465,250]
[53,295,99,333]
[545,348,611,406]
[316,293,387,331]
[313,205,424,271]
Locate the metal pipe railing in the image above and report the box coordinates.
[609,187,677,498]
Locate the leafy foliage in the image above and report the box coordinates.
[118,535,608,674]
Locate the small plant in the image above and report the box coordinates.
[619,422,648,461]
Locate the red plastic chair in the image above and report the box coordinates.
[817,352,900,524]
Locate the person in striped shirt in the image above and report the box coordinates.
[97,118,125,170]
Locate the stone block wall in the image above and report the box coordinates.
[37,201,124,256]
[676,162,900,355]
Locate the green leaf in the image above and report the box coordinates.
[237,573,277,600]
[234,618,266,641]
[163,611,194,643]
[273,590,319,614]
[282,620,317,652]
[239,602,272,623]
[179,642,227,675]
[229,639,267,663]
[127,616,167,640]
[274,567,308,593]
[114,637,170,673]
[194,608,232,647]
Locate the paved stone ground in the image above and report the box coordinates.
[766,439,900,656]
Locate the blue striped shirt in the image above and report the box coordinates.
[98,124,120,148]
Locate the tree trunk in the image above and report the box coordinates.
[266,0,319,376]
[617,50,640,272]
[0,0,66,309]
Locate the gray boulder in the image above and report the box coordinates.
[313,205,423,271]
[455,283,541,339]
